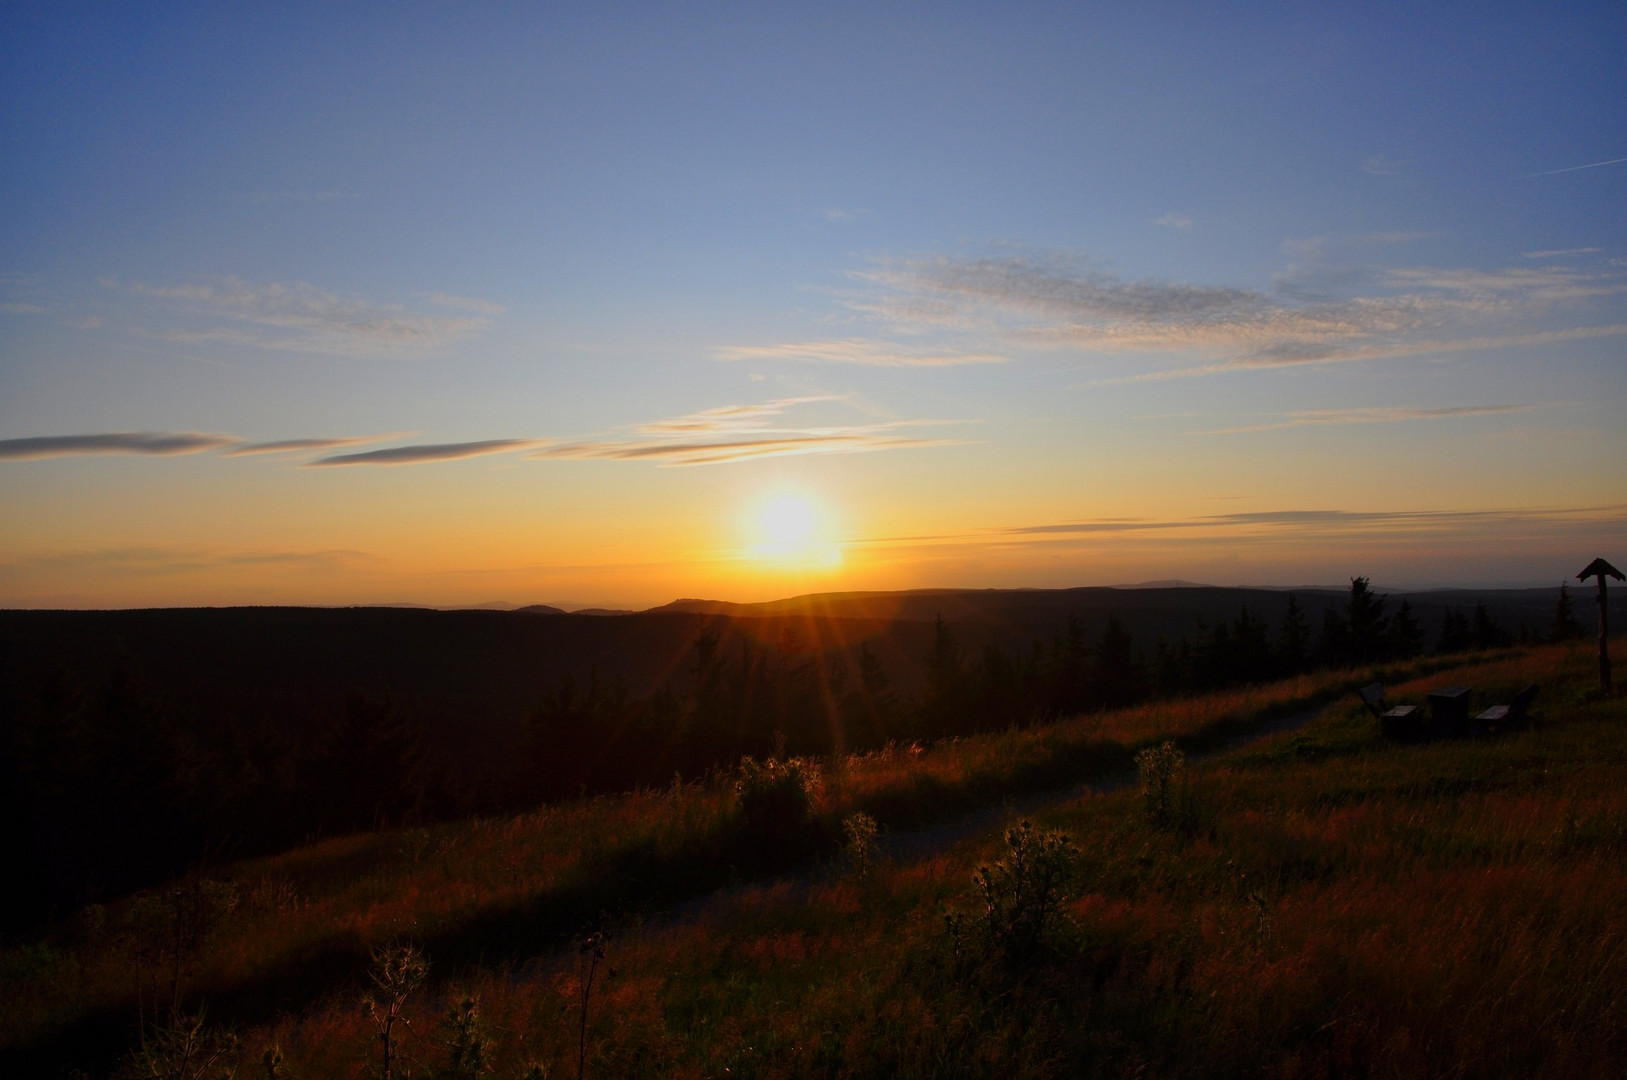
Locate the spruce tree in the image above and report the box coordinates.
[1276,594,1310,674]
[1387,599,1426,659]
[1551,582,1582,642]
[1345,577,1390,664]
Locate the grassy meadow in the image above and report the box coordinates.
[5,642,1624,1077]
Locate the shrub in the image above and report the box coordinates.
[127,876,240,1025]
[734,756,822,844]
[949,819,1080,971]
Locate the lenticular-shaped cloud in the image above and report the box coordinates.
[0,431,237,460]
[222,435,400,456]
[309,439,537,466]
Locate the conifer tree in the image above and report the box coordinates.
[1551,582,1583,641]
[1345,577,1390,664]
[1276,595,1310,674]
[1471,603,1511,650]
[1435,608,1471,654]
[1387,599,1426,659]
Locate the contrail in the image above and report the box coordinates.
[1518,156,1627,179]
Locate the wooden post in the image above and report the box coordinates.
[1578,558,1624,693]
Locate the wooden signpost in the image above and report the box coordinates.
[1578,557,1624,693]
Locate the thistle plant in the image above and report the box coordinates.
[949,819,1080,971]
[362,942,427,1080]
[123,1009,237,1080]
[435,996,489,1079]
[1136,740,1186,826]
[575,924,614,1079]
[842,812,880,883]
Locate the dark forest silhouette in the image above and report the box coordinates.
[0,580,1596,934]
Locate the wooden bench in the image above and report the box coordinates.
[1360,683,1421,740]
[1475,684,1539,730]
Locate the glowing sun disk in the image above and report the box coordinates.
[760,494,818,546]
[748,493,841,568]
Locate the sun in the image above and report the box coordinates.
[760,494,818,547]
[748,493,841,566]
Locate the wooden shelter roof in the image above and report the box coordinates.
[1578,557,1624,582]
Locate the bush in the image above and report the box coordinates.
[1136,740,1186,826]
[734,756,822,845]
[948,819,1080,971]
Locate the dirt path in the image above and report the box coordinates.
[880,700,1333,863]
[666,700,1337,923]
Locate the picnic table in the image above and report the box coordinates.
[1427,686,1472,738]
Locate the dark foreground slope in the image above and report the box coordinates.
[4,643,1620,1078]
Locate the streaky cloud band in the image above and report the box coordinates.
[222,434,402,456]
[1004,504,1627,537]
[309,439,539,466]
[1189,403,1544,435]
[531,433,966,467]
[716,339,1009,367]
[0,432,236,460]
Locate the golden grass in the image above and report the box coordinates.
[238,641,1626,1078]
[2,643,1591,1077]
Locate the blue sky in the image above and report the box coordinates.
[2,2,1623,607]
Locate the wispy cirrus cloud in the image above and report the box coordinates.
[1523,247,1603,259]
[635,396,844,435]
[309,439,539,466]
[1516,156,1627,179]
[1188,403,1544,435]
[0,545,377,580]
[1089,324,1627,384]
[834,504,1627,566]
[1382,265,1622,302]
[229,189,360,204]
[535,432,961,467]
[530,396,973,467]
[112,276,493,357]
[1000,503,1627,539]
[1154,212,1192,229]
[428,293,507,315]
[716,339,1009,367]
[995,507,1620,540]
[816,206,873,222]
[0,431,237,460]
[852,251,1627,375]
